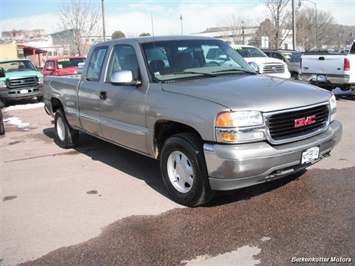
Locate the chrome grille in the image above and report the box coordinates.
[7,77,38,89]
[267,104,329,143]
[263,63,285,74]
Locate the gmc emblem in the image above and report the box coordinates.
[295,115,316,128]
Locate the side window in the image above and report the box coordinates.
[273,53,284,62]
[350,43,355,54]
[87,46,108,82]
[107,45,139,80]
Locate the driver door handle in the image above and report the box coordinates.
[100,91,107,100]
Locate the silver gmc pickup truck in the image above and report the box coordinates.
[43,35,342,206]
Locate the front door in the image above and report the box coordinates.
[99,44,149,154]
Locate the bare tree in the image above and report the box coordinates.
[216,14,244,44]
[260,0,291,48]
[57,0,102,56]
[297,7,336,51]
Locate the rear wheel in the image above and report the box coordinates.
[54,108,79,148]
[160,133,215,207]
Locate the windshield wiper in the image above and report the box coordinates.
[212,68,256,74]
[173,71,216,77]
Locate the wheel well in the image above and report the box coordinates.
[154,121,202,158]
[51,98,63,113]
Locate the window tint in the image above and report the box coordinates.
[87,46,108,81]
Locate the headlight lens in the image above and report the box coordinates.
[329,94,336,122]
[38,77,44,84]
[216,111,263,127]
[216,111,265,143]
[0,81,6,88]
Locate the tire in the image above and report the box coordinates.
[0,109,5,135]
[54,108,79,148]
[37,96,44,102]
[160,133,215,207]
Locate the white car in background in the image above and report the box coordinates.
[232,45,291,79]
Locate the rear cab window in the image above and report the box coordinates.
[87,46,108,81]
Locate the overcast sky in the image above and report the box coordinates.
[1,0,354,38]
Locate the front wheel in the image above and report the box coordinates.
[54,108,79,148]
[160,133,215,207]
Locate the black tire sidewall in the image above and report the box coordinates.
[0,109,5,135]
[160,133,211,206]
[54,108,78,148]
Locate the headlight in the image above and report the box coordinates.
[216,111,265,143]
[38,77,44,84]
[329,94,337,122]
[0,81,6,88]
[216,111,263,127]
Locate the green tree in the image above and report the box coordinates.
[111,31,126,39]
[139,33,151,36]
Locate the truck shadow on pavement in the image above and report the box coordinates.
[333,89,355,101]
[43,127,305,207]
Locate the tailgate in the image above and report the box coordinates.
[301,54,345,75]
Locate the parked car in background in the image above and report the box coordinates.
[231,45,290,79]
[299,40,355,91]
[0,60,44,105]
[41,56,86,76]
[262,49,302,80]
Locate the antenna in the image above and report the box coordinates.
[151,13,155,37]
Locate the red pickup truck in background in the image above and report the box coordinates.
[41,56,86,76]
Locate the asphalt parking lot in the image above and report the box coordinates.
[1,90,354,266]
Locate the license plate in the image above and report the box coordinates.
[301,146,320,164]
[20,89,29,94]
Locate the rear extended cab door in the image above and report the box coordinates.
[78,45,108,137]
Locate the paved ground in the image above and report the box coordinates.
[1,90,354,266]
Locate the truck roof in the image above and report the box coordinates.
[96,35,218,46]
[0,58,32,63]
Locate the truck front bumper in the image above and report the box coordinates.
[0,85,43,102]
[204,120,342,191]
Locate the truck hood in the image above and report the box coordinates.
[243,57,284,65]
[2,70,43,79]
[161,75,332,112]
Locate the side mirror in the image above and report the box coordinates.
[111,70,141,86]
[0,67,5,78]
[248,62,259,73]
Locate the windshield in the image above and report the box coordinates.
[142,39,255,82]
[282,52,302,63]
[233,46,268,58]
[57,57,86,69]
[0,60,36,72]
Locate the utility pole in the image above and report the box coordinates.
[102,0,106,41]
[241,20,245,45]
[292,0,297,50]
[180,14,183,35]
